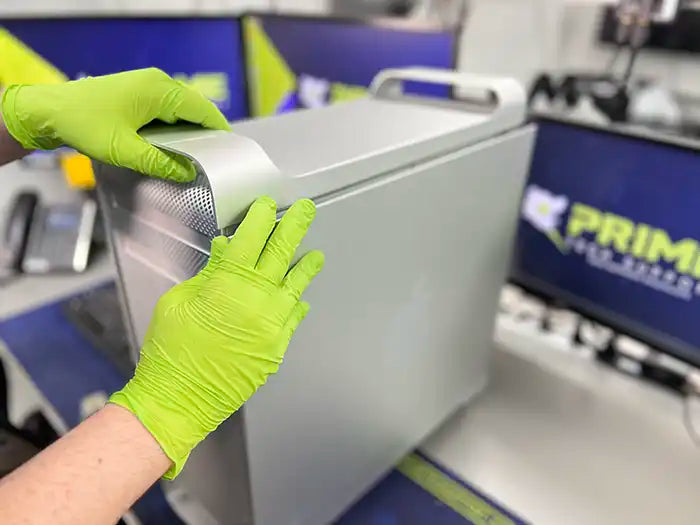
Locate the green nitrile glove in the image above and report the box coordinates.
[110,196,324,478]
[1,68,231,181]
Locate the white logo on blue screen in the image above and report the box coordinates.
[299,75,330,109]
[521,184,700,301]
[521,185,569,253]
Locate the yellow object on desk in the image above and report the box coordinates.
[60,151,96,189]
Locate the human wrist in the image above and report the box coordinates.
[109,391,188,479]
[2,85,39,149]
[99,403,172,476]
[0,91,32,162]
[1,84,59,150]
[109,346,231,479]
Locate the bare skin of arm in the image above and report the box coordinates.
[0,404,171,525]
[0,111,30,165]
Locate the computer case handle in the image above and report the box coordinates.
[370,67,526,128]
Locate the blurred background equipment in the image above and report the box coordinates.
[0,192,37,282]
[0,191,95,279]
[242,13,459,117]
[600,0,697,51]
[62,285,133,379]
[21,199,96,275]
[331,0,467,25]
[592,0,682,119]
[0,360,59,478]
[525,0,699,134]
[332,0,419,16]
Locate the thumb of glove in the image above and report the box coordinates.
[108,131,197,182]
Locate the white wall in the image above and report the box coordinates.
[458,0,699,100]
[458,0,565,88]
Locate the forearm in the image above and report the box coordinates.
[0,109,29,165]
[0,404,171,525]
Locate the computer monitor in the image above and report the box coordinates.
[512,117,700,367]
[242,14,459,117]
[0,17,248,121]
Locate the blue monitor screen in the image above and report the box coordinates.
[243,15,457,117]
[512,119,700,366]
[0,18,248,121]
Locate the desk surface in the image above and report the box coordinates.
[423,319,700,525]
[0,251,114,321]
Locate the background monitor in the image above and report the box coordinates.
[511,117,700,367]
[242,14,458,117]
[0,17,248,121]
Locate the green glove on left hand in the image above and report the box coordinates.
[1,68,231,181]
[110,196,324,479]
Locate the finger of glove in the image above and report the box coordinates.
[256,199,317,283]
[224,196,277,266]
[281,301,310,348]
[282,250,325,301]
[209,235,228,264]
[157,81,231,131]
[199,236,228,277]
[114,131,196,182]
[181,236,228,289]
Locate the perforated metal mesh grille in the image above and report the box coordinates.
[134,173,219,239]
[123,215,210,281]
[162,238,209,277]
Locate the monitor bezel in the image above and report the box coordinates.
[512,114,700,368]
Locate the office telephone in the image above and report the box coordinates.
[0,192,38,281]
[0,191,96,281]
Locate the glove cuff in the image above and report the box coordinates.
[1,85,58,150]
[109,390,191,479]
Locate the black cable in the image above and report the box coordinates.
[621,44,641,86]
[683,393,700,449]
[606,45,623,73]
[0,360,8,424]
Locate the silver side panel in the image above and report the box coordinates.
[242,125,535,525]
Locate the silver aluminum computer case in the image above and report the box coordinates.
[95,68,535,525]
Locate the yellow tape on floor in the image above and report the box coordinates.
[396,454,516,525]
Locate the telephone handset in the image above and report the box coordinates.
[0,191,95,281]
[0,192,38,281]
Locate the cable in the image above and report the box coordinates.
[621,44,641,86]
[606,46,623,73]
[683,393,700,448]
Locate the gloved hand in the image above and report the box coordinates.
[1,68,231,181]
[110,196,324,478]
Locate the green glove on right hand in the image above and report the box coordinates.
[1,68,231,181]
[110,197,324,479]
